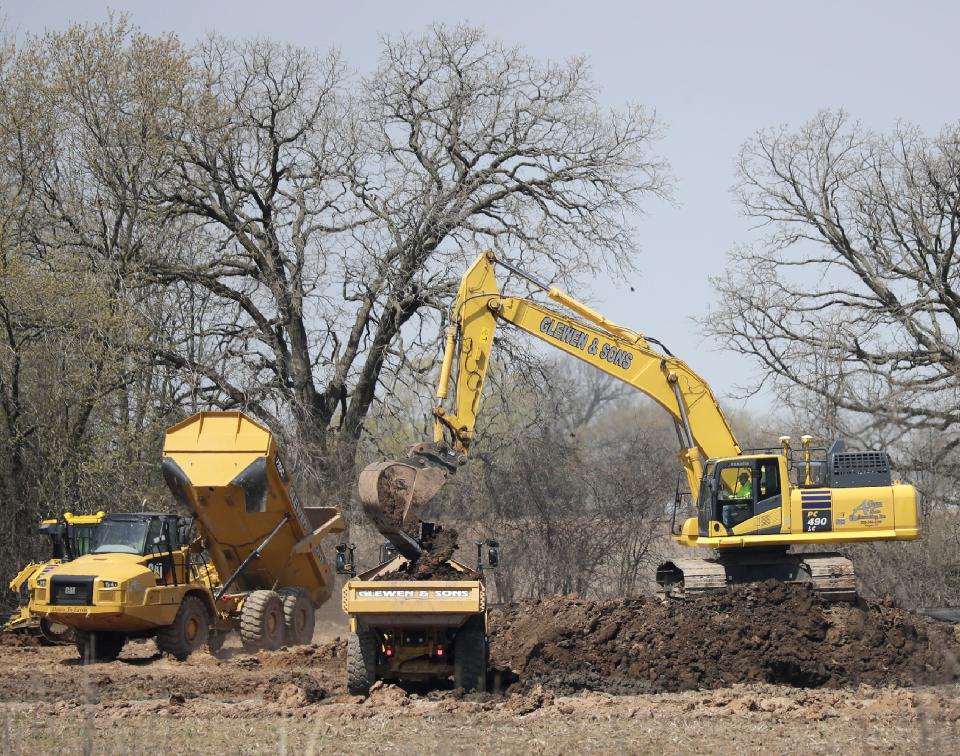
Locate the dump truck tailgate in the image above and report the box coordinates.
[344,579,484,627]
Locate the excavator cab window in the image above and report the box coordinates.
[716,462,754,530]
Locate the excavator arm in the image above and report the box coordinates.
[359,251,741,557]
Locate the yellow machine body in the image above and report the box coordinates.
[344,557,486,683]
[673,454,919,548]
[30,412,345,658]
[162,411,345,608]
[360,251,921,599]
[29,550,219,633]
[4,511,106,641]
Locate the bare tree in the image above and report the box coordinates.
[708,111,960,464]
[706,110,960,604]
[0,19,195,594]
[150,25,670,488]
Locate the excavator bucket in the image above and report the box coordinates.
[358,457,451,559]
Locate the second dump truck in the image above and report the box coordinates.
[29,411,345,662]
[343,537,498,693]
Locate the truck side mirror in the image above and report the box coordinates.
[336,542,357,576]
[486,539,499,568]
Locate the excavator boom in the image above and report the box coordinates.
[359,251,741,556]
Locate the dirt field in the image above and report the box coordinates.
[2,585,959,755]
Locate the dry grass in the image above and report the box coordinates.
[2,702,959,755]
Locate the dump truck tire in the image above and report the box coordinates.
[156,595,211,660]
[347,626,378,695]
[240,590,285,651]
[75,630,125,663]
[39,618,74,645]
[454,615,487,692]
[279,588,315,646]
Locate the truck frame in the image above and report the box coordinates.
[343,547,497,693]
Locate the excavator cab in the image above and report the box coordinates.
[698,456,786,538]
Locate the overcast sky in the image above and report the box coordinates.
[3,1,958,408]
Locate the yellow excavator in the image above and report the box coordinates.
[359,251,920,601]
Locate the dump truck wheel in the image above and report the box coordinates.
[279,588,315,646]
[156,596,211,661]
[39,618,74,645]
[240,590,285,651]
[347,626,378,695]
[75,630,125,663]
[454,615,487,692]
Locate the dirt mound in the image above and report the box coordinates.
[373,527,469,581]
[488,581,960,695]
[253,638,346,670]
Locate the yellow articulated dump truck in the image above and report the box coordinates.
[343,544,498,694]
[3,511,105,644]
[29,411,345,663]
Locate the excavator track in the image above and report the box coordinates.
[656,550,857,603]
[797,553,857,602]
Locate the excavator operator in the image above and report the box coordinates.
[721,471,753,529]
[733,472,752,500]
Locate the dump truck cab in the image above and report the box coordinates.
[39,511,104,561]
[30,512,212,645]
[86,512,189,558]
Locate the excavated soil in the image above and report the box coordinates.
[2,586,960,753]
[373,527,468,581]
[489,581,960,695]
[364,465,417,535]
[1,583,956,704]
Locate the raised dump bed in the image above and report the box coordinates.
[162,411,344,609]
[29,411,345,663]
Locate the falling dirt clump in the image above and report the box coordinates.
[373,527,472,581]
[368,466,417,535]
[488,581,960,695]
